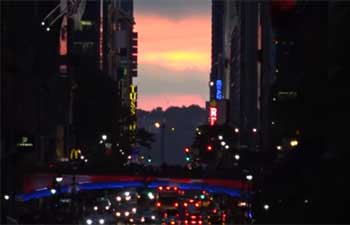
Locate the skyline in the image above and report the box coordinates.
[134,0,211,111]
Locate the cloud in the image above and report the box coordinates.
[135,63,209,96]
[135,0,211,20]
[135,14,211,71]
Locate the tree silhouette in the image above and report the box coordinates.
[136,128,155,150]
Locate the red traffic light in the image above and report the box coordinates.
[207,145,213,151]
[184,147,190,153]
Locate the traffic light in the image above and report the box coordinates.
[185,156,190,161]
[184,147,190,153]
[206,145,213,151]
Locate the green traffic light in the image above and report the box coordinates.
[186,157,190,161]
[200,194,205,199]
[148,158,152,163]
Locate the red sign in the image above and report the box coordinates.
[209,107,217,126]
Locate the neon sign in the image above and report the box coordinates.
[216,80,223,100]
[209,107,217,126]
[129,85,137,116]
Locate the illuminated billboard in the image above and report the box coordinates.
[209,100,218,126]
[216,80,223,100]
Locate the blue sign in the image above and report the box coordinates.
[216,80,223,100]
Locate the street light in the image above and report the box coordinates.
[263,204,270,210]
[234,128,239,133]
[290,139,298,147]
[218,135,223,140]
[154,122,161,129]
[252,128,257,133]
[246,175,253,181]
[225,145,229,149]
[102,134,107,141]
[276,145,282,151]
[56,176,63,183]
[234,154,240,160]
[220,141,226,146]
[50,188,57,195]
[4,195,10,200]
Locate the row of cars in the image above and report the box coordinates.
[80,186,230,225]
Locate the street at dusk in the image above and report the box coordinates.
[1,0,350,224]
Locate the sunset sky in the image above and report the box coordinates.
[134,0,211,111]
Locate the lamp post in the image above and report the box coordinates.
[154,122,165,165]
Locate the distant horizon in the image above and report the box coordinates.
[137,103,206,112]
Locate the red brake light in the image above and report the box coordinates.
[174,202,179,207]
[170,221,175,225]
[213,208,217,213]
[189,199,194,203]
[164,213,168,218]
[156,202,161,207]
[176,213,180,217]
[191,215,197,219]
[158,186,163,191]
[166,186,171,191]
[198,220,203,224]
[191,221,196,224]
[174,187,178,191]
[195,203,200,208]
[184,202,188,207]
[184,220,188,224]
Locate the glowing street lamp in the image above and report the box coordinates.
[246,175,253,181]
[225,145,229,149]
[4,195,10,200]
[218,135,223,140]
[154,122,161,128]
[252,128,257,133]
[234,154,240,160]
[220,141,226,146]
[102,134,107,141]
[56,176,63,183]
[263,204,270,210]
[290,139,298,147]
[234,128,239,133]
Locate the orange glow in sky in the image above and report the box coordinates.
[138,94,206,111]
[134,10,210,111]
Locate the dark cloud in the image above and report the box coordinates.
[135,64,208,97]
[135,0,210,19]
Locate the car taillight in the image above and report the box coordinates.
[166,186,171,191]
[198,220,203,225]
[191,215,196,219]
[174,202,179,207]
[173,187,178,191]
[191,221,196,224]
[184,202,188,207]
[156,202,161,207]
[158,186,163,191]
[170,221,175,225]
[184,220,188,224]
[195,203,200,208]
[164,213,168,218]
[176,213,180,217]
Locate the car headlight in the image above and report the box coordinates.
[141,217,145,223]
[116,212,121,217]
[132,208,137,213]
[151,215,156,220]
[125,211,130,217]
[86,219,92,225]
[98,219,104,224]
